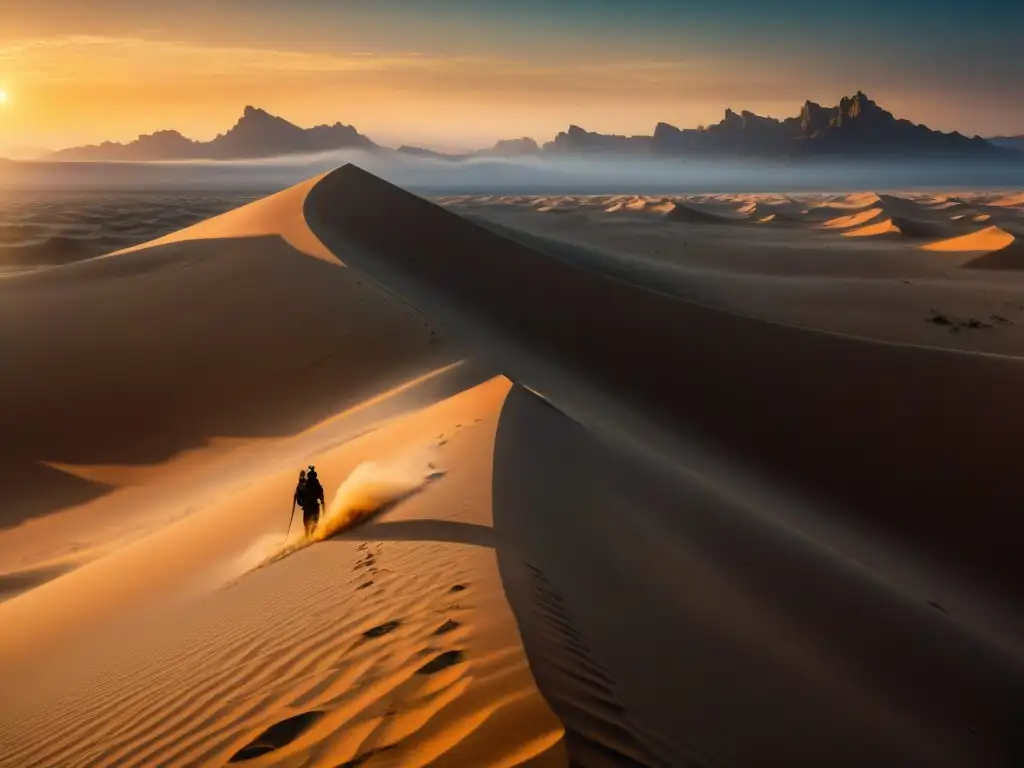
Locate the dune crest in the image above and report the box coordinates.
[922,225,1017,252]
[842,217,901,237]
[110,173,338,264]
[821,207,886,229]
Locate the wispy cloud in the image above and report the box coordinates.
[0,35,456,80]
[0,34,818,101]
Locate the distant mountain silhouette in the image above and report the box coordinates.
[545,125,651,154]
[47,93,1019,163]
[988,135,1024,152]
[542,92,1018,159]
[50,107,376,161]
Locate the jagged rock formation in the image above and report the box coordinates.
[541,92,1017,159]
[544,125,652,154]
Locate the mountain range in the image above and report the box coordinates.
[44,92,1020,162]
[542,92,1014,159]
[49,106,375,161]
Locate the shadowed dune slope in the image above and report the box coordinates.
[663,201,739,224]
[306,166,1024,601]
[965,236,1024,269]
[492,385,1022,766]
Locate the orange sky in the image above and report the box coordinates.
[0,2,1020,152]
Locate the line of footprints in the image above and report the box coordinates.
[229,544,470,764]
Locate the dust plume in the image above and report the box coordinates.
[225,448,440,583]
[311,451,440,542]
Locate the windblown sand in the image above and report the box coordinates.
[2,170,1023,766]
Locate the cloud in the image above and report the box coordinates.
[0,34,820,101]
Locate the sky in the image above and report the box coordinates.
[0,0,1021,152]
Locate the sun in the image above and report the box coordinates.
[0,90,7,106]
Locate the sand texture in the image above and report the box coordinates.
[2,165,1023,766]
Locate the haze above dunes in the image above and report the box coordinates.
[1,165,1023,765]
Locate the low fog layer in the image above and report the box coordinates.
[3,149,1024,193]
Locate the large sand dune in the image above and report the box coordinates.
[0,172,569,766]
[3,166,1024,766]
[306,166,1024,763]
[0,176,461,580]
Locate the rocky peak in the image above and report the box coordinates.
[241,105,269,120]
[799,101,831,135]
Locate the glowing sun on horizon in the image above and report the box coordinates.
[0,90,7,106]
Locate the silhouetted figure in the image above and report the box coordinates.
[301,465,325,536]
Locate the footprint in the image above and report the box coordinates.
[363,620,401,639]
[416,650,465,675]
[229,711,324,762]
[432,619,461,636]
[357,580,374,590]
[448,584,467,594]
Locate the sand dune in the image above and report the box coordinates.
[842,216,902,237]
[988,192,1024,207]
[304,165,1024,763]
[922,224,1017,253]
[664,201,741,224]
[830,191,884,208]
[4,167,1024,766]
[0,173,567,765]
[888,215,953,238]
[741,201,805,224]
[1,375,565,767]
[437,191,1022,252]
[0,177,463,584]
[820,206,886,229]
